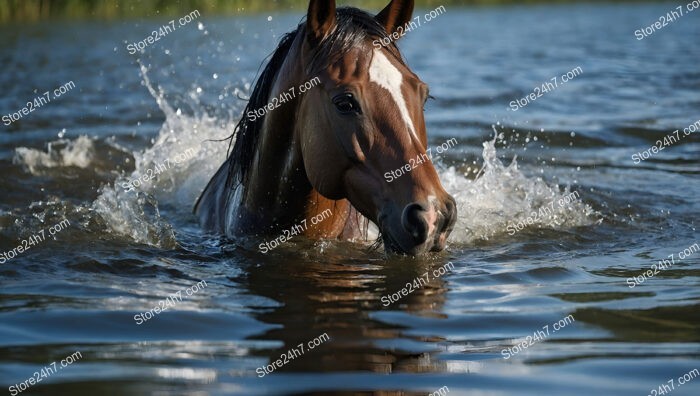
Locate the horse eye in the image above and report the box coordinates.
[333,93,361,115]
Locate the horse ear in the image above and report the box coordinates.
[307,0,336,46]
[376,0,415,36]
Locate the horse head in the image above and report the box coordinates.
[196,0,457,256]
[296,0,457,254]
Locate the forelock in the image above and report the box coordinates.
[305,7,405,75]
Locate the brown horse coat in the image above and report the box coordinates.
[196,0,456,255]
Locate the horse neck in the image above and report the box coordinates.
[238,32,314,233]
[239,31,369,240]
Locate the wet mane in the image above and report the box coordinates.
[225,7,400,192]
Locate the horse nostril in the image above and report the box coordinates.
[444,195,457,229]
[401,203,429,244]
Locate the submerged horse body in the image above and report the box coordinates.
[195,0,456,255]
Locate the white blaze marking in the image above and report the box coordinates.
[426,195,438,237]
[368,50,417,140]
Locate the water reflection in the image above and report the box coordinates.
[244,243,455,375]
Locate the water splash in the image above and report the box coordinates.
[13,136,95,174]
[43,66,597,249]
[441,131,598,244]
[91,65,233,247]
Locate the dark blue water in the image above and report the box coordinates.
[0,2,699,395]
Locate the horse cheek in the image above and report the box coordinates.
[303,147,347,199]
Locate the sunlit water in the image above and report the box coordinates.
[1,3,699,395]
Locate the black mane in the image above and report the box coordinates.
[224,7,399,192]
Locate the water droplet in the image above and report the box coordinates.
[213,73,218,79]
[267,16,273,21]
[198,22,204,30]
[196,87,202,93]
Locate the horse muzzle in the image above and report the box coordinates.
[379,194,457,255]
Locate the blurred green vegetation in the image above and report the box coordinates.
[0,0,661,23]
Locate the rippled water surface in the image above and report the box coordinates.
[1,2,699,395]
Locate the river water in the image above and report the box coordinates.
[0,2,698,395]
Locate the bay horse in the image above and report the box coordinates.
[195,0,456,255]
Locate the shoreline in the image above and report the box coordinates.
[0,0,669,24]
